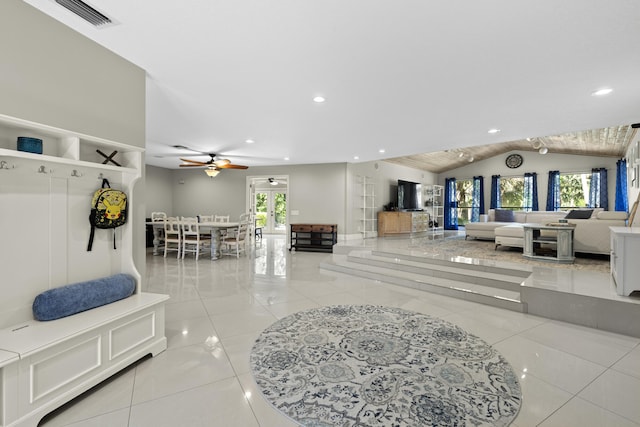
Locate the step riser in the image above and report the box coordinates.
[372,250,531,278]
[347,256,521,292]
[321,262,525,313]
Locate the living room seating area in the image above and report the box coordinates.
[465,208,628,255]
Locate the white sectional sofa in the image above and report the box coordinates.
[465,209,628,255]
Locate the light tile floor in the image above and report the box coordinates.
[40,235,640,427]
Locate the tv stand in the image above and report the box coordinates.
[377,212,429,237]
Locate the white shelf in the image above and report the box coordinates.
[423,184,444,238]
[356,175,377,238]
[0,113,143,172]
[0,148,139,174]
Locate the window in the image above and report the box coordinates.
[455,179,473,225]
[499,177,525,210]
[559,173,591,209]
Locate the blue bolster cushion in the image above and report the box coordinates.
[33,274,136,321]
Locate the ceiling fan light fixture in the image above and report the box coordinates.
[214,158,231,167]
[205,166,220,177]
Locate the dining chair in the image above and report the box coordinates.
[151,212,167,221]
[198,215,214,222]
[181,216,211,260]
[151,212,167,245]
[225,213,250,240]
[220,221,248,258]
[163,217,181,258]
[215,214,231,238]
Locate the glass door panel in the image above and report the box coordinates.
[255,190,287,234]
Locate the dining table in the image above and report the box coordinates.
[146,220,239,260]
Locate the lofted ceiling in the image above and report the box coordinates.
[387,125,638,173]
[21,0,640,172]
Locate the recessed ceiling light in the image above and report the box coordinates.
[591,88,613,96]
[245,139,255,144]
[353,156,359,160]
[488,128,501,134]
[379,149,385,153]
[313,96,325,103]
[284,157,290,161]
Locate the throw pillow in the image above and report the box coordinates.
[494,209,515,222]
[565,209,593,219]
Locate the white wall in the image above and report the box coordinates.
[145,165,174,217]
[439,150,620,211]
[149,163,348,232]
[0,0,145,148]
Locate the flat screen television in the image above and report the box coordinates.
[397,179,422,211]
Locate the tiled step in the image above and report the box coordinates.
[371,250,531,278]
[347,251,525,292]
[320,254,525,312]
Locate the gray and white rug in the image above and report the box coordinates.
[250,305,521,426]
[408,237,610,273]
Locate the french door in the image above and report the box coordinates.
[255,189,287,234]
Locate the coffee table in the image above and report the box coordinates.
[523,223,575,264]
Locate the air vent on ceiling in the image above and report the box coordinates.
[54,0,113,27]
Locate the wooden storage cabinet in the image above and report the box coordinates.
[290,224,338,252]
[378,212,430,237]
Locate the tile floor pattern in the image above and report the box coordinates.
[40,236,640,427]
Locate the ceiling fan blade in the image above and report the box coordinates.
[218,163,249,169]
[179,157,208,165]
[179,163,206,167]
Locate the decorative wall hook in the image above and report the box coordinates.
[37,165,50,174]
[97,173,104,180]
[71,169,83,177]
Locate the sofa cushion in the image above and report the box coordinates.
[595,211,628,220]
[565,209,593,219]
[495,224,524,238]
[494,209,515,222]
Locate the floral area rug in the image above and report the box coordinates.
[250,305,521,426]
[408,236,610,273]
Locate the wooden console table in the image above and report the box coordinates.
[523,224,575,263]
[290,224,337,252]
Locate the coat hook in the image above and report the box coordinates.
[37,165,50,174]
[71,169,83,177]
[97,173,104,180]
[0,160,14,170]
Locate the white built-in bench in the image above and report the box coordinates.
[0,292,168,427]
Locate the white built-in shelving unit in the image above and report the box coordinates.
[423,184,444,239]
[0,113,169,427]
[356,175,377,238]
[0,113,144,319]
